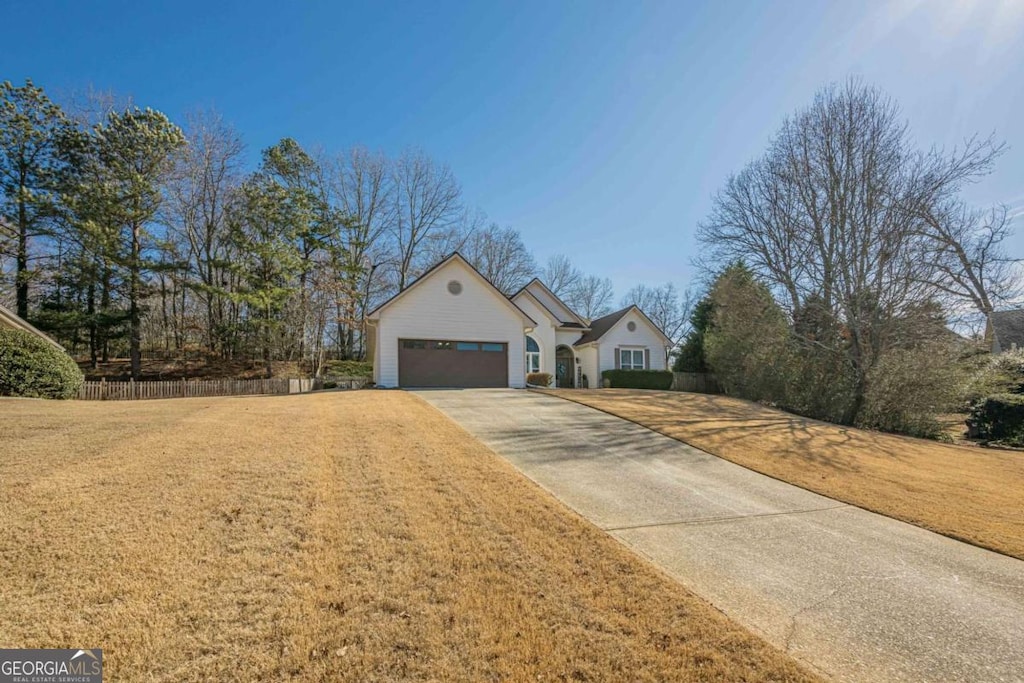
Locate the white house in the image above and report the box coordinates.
[366,253,672,388]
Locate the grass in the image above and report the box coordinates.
[543,389,1024,561]
[0,392,817,682]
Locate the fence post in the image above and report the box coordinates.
[100,377,106,401]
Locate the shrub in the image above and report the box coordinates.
[601,369,673,390]
[704,263,790,404]
[856,343,962,439]
[961,349,1024,408]
[967,393,1024,445]
[0,327,84,399]
[322,380,338,389]
[323,359,373,378]
[526,372,552,387]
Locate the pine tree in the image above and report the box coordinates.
[0,80,74,319]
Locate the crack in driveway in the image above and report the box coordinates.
[603,503,851,532]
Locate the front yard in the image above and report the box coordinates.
[0,392,816,682]
[544,389,1024,560]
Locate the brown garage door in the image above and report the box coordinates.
[398,339,508,388]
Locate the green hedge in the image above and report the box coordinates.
[601,369,673,390]
[0,327,84,399]
[967,393,1024,445]
[323,359,372,378]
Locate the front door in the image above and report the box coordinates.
[555,346,574,388]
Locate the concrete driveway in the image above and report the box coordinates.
[415,389,1024,683]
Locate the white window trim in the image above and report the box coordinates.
[526,335,541,374]
[620,347,646,370]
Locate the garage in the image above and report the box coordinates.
[398,339,508,388]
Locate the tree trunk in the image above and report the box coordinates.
[100,263,111,363]
[130,225,142,380]
[263,305,273,379]
[88,279,98,369]
[16,175,29,320]
[160,275,171,353]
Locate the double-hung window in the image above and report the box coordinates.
[620,348,645,370]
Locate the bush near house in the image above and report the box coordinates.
[322,359,373,378]
[962,349,1024,407]
[0,327,84,399]
[601,369,673,390]
[967,393,1024,446]
[526,372,553,387]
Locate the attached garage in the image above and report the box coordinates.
[398,339,508,387]
[366,254,537,389]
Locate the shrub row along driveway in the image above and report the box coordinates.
[418,389,1024,683]
[0,392,815,682]
[543,389,1024,560]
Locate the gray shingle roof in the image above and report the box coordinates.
[573,307,632,346]
[990,309,1024,352]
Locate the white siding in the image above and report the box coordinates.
[513,295,557,378]
[596,309,669,375]
[578,345,599,388]
[526,282,579,323]
[554,329,583,349]
[374,260,530,387]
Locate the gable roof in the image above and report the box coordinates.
[511,278,589,327]
[573,305,672,347]
[989,309,1024,351]
[511,287,591,331]
[366,252,537,326]
[574,307,632,345]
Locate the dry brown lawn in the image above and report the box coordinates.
[543,389,1024,560]
[0,392,818,682]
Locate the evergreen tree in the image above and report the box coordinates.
[0,80,74,318]
[227,171,303,377]
[89,107,185,378]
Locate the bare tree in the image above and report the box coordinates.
[698,79,1004,423]
[414,206,482,272]
[566,275,614,319]
[542,254,581,297]
[391,148,462,290]
[330,146,396,357]
[461,223,537,294]
[164,109,246,354]
[919,201,1022,322]
[621,282,694,346]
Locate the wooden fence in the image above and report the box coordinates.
[76,377,346,401]
[671,372,721,394]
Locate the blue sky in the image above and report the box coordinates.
[3,0,1023,298]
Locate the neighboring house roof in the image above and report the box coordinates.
[573,305,672,347]
[366,252,537,327]
[988,309,1024,351]
[0,303,65,350]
